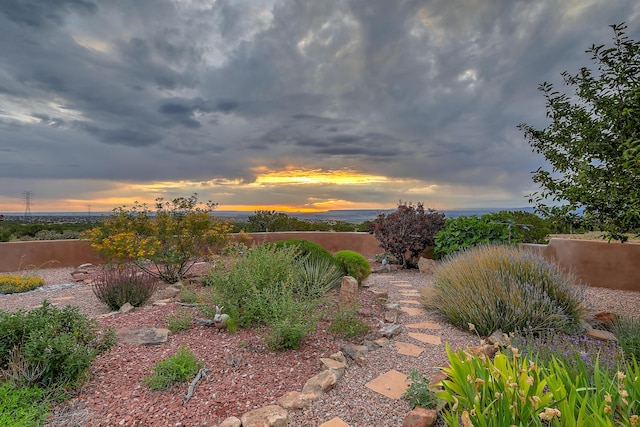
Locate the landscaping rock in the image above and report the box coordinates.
[339,276,359,306]
[116,327,169,345]
[301,370,340,398]
[402,407,438,427]
[119,303,134,314]
[384,310,398,323]
[467,344,498,358]
[587,328,617,342]
[378,323,402,338]
[277,391,316,409]
[329,351,347,365]
[341,344,368,360]
[486,329,507,347]
[240,405,288,427]
[219,416,241,427]
[417,258,437,275]
[319,357,346,376]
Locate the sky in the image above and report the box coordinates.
[1,0,639,214]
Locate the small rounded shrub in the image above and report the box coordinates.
[422,244,585,336]
[334,250,371,284]
[273,239,340,268]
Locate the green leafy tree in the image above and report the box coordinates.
[519,23,640,242]
[85,194,231,283]
[246,210,292,232]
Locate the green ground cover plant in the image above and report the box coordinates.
[144,346,204,391]
[404,369,439,410]
[0,274,45,294]
[91,264,159,310]
[334,250,371,284]
[422,244,585,336]
[165,308,193,334]
[327,303,369,338]
[0,381,49,427]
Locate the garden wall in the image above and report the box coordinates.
[2,236,638,292]
[0,232,381,273]
[521,238,640,292]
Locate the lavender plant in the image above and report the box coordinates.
[422,244,586,336]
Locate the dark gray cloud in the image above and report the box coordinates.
[0,0,639,212]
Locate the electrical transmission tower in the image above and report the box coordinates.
[23,191,32,219]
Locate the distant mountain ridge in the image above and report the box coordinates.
[2,207,535,224]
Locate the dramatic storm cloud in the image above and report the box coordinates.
[1,0,638,212]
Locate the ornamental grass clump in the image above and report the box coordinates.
[92,264,159,310]
[422,244,585,336]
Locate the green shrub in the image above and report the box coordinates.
[144,346,203,391]
[273,239,340,266]
[264,316,316,351]
[485,210,551,244]
[422,244,585,336]
[0,274,45,294]
[328,304,369,338]
[611,315,640,363]
[202,243,329,349]
[0,381,49,427]
[0,301,116,389]
[165,309,193,334]
[433,215,511,258]
[92,264,159,310]
[334,250,371,284]
[404,369,439,410]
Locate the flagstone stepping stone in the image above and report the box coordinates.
[319,417,350,427]
[365,369,410,399]
[400,306,427,316]
[395,341,424,357]
[116,327,170,345]
[406,321,442,330]
[394,283,414,288]
[408,332,442,345]
[398,299,421,305]
[52,296,74,301]
[399,290,420,295]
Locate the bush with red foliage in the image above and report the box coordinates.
[371,202,445,268]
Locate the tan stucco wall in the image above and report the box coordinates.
[0,240,103,272]
[522,238,640,292]
[0,232,381,272]
[2,236,637,292]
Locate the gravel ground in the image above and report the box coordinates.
[1,266,639,426]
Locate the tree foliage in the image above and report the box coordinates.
[371,202,445,268]
[519,23,640,242]
[84,194,232,283]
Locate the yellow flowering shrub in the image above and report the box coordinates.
[84,194,232,283]
[0,274,45,294]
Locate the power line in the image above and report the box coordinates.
[23,191,33,219]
